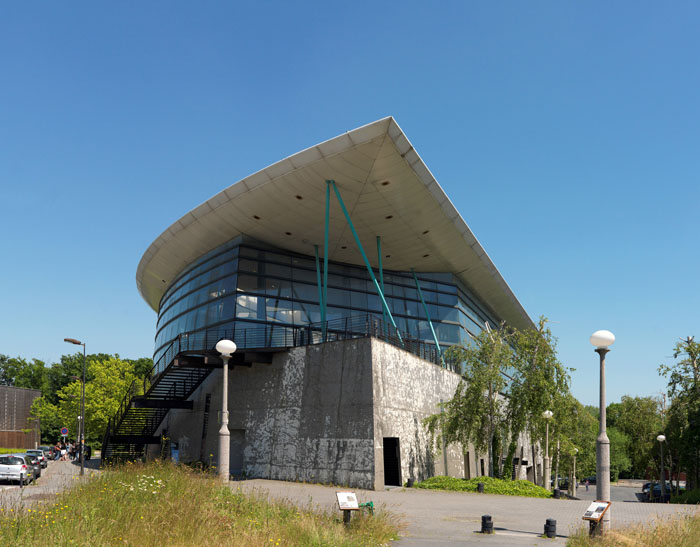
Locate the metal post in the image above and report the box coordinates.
[544,420,550,490]
[595,348,611,531]
[321,181,330,339]
[411,269,445,367]
[314,245,324,312]
[80,343,85,476]
[327,180,403,344]
[660,440,666,500]
[218,354,230,482]
[573,450,577,498]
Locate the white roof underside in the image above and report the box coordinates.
[136,117,533,331]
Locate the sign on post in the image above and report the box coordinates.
[582,500,611,521]
[336,492,359,511]
[60,427,69,437]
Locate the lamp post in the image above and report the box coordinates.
[573,448,578,498]
[64,338,86,476]
[657,434,666,501]
[542,410,553,490]
[215,339,236,483]
[590,330,615,533]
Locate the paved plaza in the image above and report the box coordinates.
[234,479,699,545]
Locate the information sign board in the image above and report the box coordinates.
[582,501,611,522]
[336,492,359,511]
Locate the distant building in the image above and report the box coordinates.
[106,117,538,488]
[0,385,41,449]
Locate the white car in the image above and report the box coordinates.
[0,455,32,485]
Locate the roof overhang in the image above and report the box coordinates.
[136,117,533,331]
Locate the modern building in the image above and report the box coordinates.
[0,385,41,449]
[105,117,536,489]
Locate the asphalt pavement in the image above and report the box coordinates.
[233,479,699,545]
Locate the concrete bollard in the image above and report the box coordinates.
[553,488,561,499]
[406,478,414,488]
[544,518,556,538]
[477,482,484,493]
[481,514,494,534]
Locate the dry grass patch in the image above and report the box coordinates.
[567,511,700,547]
[0,460,399,546]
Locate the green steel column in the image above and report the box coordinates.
[322,181,331,337]
[411,268,445,367]
[328,180,403,344]
[376,236,386,327]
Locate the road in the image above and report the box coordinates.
[233,479,698,545]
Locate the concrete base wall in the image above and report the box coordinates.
[157,337,489,490]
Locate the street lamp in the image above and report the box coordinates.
[657,434,666,500]
[64,338,86,477]
[542,410,554,491]
[590,329,615,533]
[215,339,236,483]
[573,447,578,498]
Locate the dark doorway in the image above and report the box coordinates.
[230,429,245,477]
[383,437,401,486]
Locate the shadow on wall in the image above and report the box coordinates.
[407,416,435,483]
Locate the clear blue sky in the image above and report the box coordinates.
[1,2,698,406]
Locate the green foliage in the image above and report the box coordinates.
[659,336,700,490]
[415,475,552,498]
[425,323,512,477]
[607,426,631,481]
[670,488,700,504]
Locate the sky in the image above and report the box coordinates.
[1,2,698,407]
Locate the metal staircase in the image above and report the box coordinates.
[101,314,442,464]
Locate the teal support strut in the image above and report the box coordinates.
[328,180,403,344]
[314,245,323,311]
[322,182,330,338]
[376,236,386,326]
[411,268,445,367]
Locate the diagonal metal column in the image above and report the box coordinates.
[327,180,403,344]
[411,268,445,367]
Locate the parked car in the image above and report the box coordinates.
[26,449,48,468]
[584,475,597,485]
[19,453,41,480]
[38,445,53,459]
[0,455,32,485]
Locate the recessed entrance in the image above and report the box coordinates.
[383,437,401,486]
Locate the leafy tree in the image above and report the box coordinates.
[659,336,700,489]
[425,323,513,477]
[607,426,632,481]
[0,355,49,392]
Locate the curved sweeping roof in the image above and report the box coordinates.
[136,117,533,331]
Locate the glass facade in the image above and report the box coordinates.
[153,236,498,366]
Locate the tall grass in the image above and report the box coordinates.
[567,512,700,547]
[0,460,398,546]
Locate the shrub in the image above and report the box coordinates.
[415,475,553,498]
[670,488,700,504]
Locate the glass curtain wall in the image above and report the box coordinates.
[153,237,498,365]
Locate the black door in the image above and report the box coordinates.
[383,437,401,486]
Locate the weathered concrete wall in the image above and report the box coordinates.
[371,339,470,489]
[157,336,509,490]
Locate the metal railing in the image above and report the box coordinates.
[146,313,443,386]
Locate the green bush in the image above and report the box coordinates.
[414,476,553,498]
[670,488,700,504]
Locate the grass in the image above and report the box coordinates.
[0,460,399,546]
[0,449,25,455]
[414,475,553,498]
[567,511,700,546]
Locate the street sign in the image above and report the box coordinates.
[60,427,69,436]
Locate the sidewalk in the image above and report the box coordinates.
[0,458,101,509]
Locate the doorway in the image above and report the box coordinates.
[383,437,401,486]
[230,429,245,477]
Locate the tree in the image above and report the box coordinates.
[659,336,700,489]
[506,317,571,485]
[425,323,513,477]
